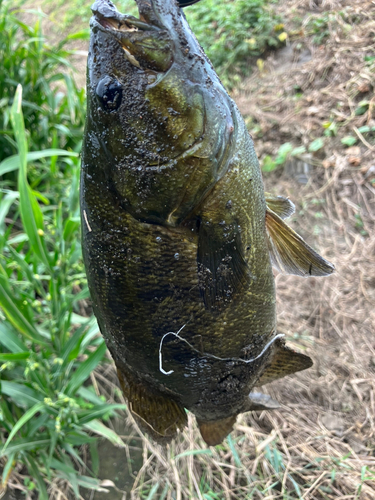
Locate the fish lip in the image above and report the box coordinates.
[91,0,159,32]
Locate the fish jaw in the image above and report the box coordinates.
[85,0,238,227]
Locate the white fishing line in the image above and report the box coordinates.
[158,324,285,376]
[83,210,92,233]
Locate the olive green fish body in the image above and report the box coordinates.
[82,115,275,422]
[81,0,334,444]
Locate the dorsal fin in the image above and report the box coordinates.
[265,208,335,277]
[265,193,295,219]
[257,343,313,386]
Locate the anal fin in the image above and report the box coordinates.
[117,368,187,442]
[197,416,237,446]
[266,208,335,277]
[257,343,313,386]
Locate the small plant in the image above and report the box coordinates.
[0,0,86,175]
[262,142,307,173]
[0,86,126,499]
[185,0,283,87]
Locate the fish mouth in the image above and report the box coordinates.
[91,0,159,33]
[91,0,174,72]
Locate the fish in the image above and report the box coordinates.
[80,0,334,446]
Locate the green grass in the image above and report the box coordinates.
[186,0,283,87]
[0,0,86,172]
[0,85,127,499]
[0,2,128,495]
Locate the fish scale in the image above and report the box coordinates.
[81,0,334,445]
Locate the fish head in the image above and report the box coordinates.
[86,0,236,225]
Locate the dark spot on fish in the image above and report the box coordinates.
[309,263,312,275]
[96,75,123,111]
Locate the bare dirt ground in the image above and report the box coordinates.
[8,0,375,499]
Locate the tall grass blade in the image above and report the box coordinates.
[2,402,45,453]
[25,454,49,500]
[0,380,43,408]
[0,149,79,176]
[0,438,51,458]
[77,404,127,425]
[10,85,50,269]
[64,341,107,396]
[0,352,30,361]
[83,420,125,448]
[0,323,28,352]
[0,274,48,345]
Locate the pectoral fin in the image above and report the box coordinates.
[265,193,295,219]
[197,218,249,310]
[257,343,313,386]
[117,368,187,442]
[245,392,280,411]
[197,416,237,446]
[265,208,335,276]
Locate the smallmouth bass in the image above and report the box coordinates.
[81,0,334,446]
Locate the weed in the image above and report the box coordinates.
[0,1,86,178]
[185,0,283,87]
[0,86,126,499]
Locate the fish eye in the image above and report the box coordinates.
[95,76,123,111]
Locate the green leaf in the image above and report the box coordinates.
[0,149,79,176]
[60,325,86,366]
[25,454,49,500]
[77,404,126,425]
[2,452,16,486]
[2,402,45,453]
[90,440,99,476]
[63,217,80,242]
[65,431,97,446]
[0,437,50,458]
[0,352,30,361]
[341,136,357,147]
[64,341,107,396]
[308,138,325,152]
[10,85,51,269]
[357,126,371,134]
[175,449,213,460]
[0,323,28,353]
[0,191,19,227]
[0,273,48,346]
[146,483,160,500]
[77,386,106,405]
[291,146,306,156]
[0,380,43,408]
[227,434,243,468]
[262,155,277,173]
[83,419,125,447]
[275,142,293,164]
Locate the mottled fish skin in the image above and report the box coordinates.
[81,0,331,444]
